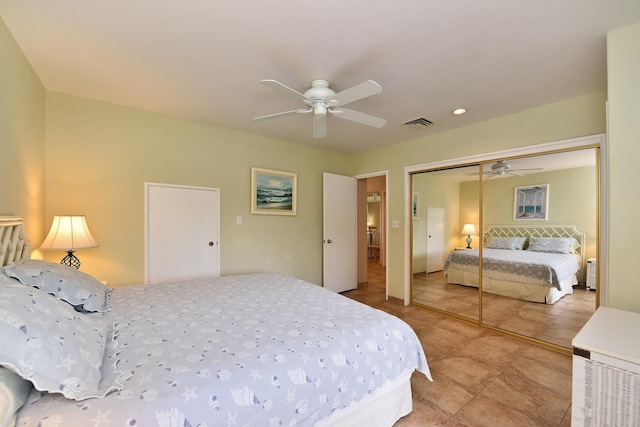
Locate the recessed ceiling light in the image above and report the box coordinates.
[452,108,467,115]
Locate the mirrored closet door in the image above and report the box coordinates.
[411,164,481,321]
[411,148,599,350]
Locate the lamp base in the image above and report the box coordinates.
[466,235,472,249]
[61,251,81,269]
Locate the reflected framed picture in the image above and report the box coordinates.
[514,184,549,220]
[251,167,297,216]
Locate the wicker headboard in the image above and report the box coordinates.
[0,217,31,267]
[484,224,586,271]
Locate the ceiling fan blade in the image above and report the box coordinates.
[260,80,311,103]
[510,168,544,172]
[253,108,312,121]
[331,108,387,128]
[330,80,382,107]
[313,115,327,138]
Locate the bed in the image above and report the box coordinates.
[0,217,431,427]
[444,225,585,304]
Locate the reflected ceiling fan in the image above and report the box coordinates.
[466,160,543,177]
[253,79,387,138]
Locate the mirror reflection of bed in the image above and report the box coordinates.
[411,148,598,350]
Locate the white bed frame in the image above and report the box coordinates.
[447,224,586,304]
[0,217,30,267]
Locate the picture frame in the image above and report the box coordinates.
[412,192,419,220]
[251,167,297,216]
[514,184,549,220]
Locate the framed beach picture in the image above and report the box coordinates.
[513,184,549,220]
[251,167,297,216]
[412,192,419,219]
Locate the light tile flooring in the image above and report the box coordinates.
[342,261,575,426]
[412,271,596,349]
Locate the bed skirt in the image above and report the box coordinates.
[317,370,414,427]
[446,268,576,304]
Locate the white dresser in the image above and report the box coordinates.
[572,307,640,426]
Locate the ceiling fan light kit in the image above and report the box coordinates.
[489,160,542,177]
[492,160,511,175]
[254,78,387,138]
[463,160,544,178]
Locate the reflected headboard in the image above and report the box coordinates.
[483,224,586,275]
[0,217,31,267]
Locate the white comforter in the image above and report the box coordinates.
[17,272,430,426]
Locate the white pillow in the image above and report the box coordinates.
[526,237,579,254]
[486,236,527,250]
[4,259,109,312]
[0,281,120,400]
[0,367,31,427]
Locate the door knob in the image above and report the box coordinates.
[327,239,332,244]
[208,241,214,246]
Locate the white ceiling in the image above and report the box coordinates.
[2,1,640,153]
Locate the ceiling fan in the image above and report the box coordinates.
[466,160,543,177]
[253,79,387,138]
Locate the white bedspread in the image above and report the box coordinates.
[17,272,430,426]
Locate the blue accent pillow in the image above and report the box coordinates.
[486,236,527,250]
[4,259,109,312]
[526,237,579,254]
[0,280,120,400]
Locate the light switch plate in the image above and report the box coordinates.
[392,220,399,228]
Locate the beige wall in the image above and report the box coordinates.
[0,19,46,247]
[607,21,640,311]
[44,93,352,286]
[458,178,480,249]
[412,173,462,273]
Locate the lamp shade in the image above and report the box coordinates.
[461,223,477,236]
[41,216,98,251]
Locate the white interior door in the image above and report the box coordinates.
[323,173,357,292]
[426,207,445,273]
[146,182,220,284]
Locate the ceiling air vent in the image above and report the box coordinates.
[399,116,438,130]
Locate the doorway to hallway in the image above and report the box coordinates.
[357,173,387,296]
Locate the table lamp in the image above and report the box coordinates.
[41,215,98,269]
[461,223,477,249]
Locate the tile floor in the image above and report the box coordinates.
[342,261,574,426]
[412,270,596,349]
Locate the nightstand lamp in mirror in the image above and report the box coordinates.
[461,223,477,249]
[41,215,98,269]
